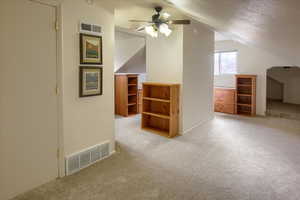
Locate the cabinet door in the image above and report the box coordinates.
[214,88,236,114]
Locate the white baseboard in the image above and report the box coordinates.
[183,117,214,135]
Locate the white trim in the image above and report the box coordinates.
[183,117,214,135]
[53,3,65,178]
[28,0,63,7]
[27,0,64,179]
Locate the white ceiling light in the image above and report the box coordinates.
[145,26,158,38]
[162,12,171,19]
[145,24,172,37]
[159,23,172,37]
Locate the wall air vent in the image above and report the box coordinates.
[65,141,111,175]
[80,22,102,35]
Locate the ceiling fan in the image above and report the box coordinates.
[129,6,191,37]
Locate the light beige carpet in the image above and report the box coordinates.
[267,100,300,120]
[12,114,300,200]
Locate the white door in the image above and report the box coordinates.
[0,0,59,199]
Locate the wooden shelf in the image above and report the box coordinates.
[235,75,257,116]
[143,97,171,103]
[237,111,252,116]
[142,127,170,138]
[137,89,142,114]
[142,83,180,138]
[115,74,138,117]
[237,103,251,107]
[128,112,137,116]
[237,94,252,97]
[238,84,252,87]
[142,112,170,119]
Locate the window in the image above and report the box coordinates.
[214,51,237,75]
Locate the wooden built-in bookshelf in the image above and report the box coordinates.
[235,75,257,116]
[142,83,180,138]
[115,74,138,117]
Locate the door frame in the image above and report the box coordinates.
[29,0,65,177]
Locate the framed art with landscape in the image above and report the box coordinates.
[79,66,103,97]
[80,33,103,65]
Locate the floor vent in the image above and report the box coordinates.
[66,141,110,175]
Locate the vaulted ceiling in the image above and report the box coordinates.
[168,0,300,65]
[101,0,300,65]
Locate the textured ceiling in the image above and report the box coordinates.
[101,0,300,65]
[168,0,300,64]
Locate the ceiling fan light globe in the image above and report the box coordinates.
[159,23,168,33]
[164,28,172,37]
[159,23,172,37]
[145,26,158,38]
[162,12,171,19]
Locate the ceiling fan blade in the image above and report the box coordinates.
[168,20,191,25]
[129,20,152,23]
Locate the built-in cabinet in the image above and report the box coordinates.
[141,83,180,138]
[214,88,236,114]
[214,74,257,116]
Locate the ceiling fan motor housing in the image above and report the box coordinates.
[152,6,165,27]
[155,6,163,13]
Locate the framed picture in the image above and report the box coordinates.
[80,33,103,65]
[79,66,103,97]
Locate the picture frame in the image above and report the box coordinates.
[79,66,103,97]
[80,33,103,65]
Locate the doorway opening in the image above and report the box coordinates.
[266,66,300,120]
[114,28,147,135]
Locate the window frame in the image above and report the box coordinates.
[214,50,238,75]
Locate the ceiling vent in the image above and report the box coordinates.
[79,22,102,35]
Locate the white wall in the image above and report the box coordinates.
[117,47,146,73]
[215,40,288,115]
[146,21,214,134]
[286,77,300,105]
[146,27,183,83]
[62,0,115,157]
[115,31,145,72]
[182,20,214,133]
[267,77,283,101]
